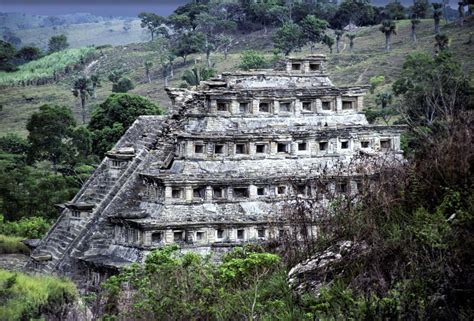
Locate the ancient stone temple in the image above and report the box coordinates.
[27,55,403,284]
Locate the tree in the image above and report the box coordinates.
[411,0,430,18]
[173,2,209,31]
[0,134,29,155]
[72,76,94,124]
[15,46,41,62]
[393,51,470,127]
[384,0,406,20]
[322,35,335,54]
[432,3,443,34]
[47,35,69,54]
[273,22,305,56]
[458,1,466,26]
[218,35,232,60]
[299,15,328,53]
[434,34,450,54]
[138,12,166,41]
[411,18,420,43]
[182,66,216,86]
[335,30,344,53]
[330,0,378,29]
[144,61,152,83]
[195,10,236,67]
[346,33,356,54]
[26,104,76,170]
[90,74,100,99]
[112,77,134,93]
[108,70,124,84]
[172,32,205,64]
[0,40,17,71]
[88,93,163,156]
[379,20,397,52]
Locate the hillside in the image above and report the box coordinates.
[0,17,473,137]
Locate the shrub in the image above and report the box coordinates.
[0,215,51,239]
[239,50,269,70]
[112,77,134,93]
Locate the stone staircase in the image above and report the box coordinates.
[27,91,195,275]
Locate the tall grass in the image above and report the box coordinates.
[0,47,96,87]
[0,269,77,321]
[0,235,30,255]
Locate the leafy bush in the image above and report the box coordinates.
[0,215,50,239]
[0,269,77,320]
[101,245,306,320]
[0,47,95,86]
[0,235,30,254]
[239,50,269,70]
[112,77,134,93]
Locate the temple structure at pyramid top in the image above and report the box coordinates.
[27,55,404,286]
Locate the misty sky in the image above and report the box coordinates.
[0,0,458,17]
[0,0,189,17]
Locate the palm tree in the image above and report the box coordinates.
[144,61,153,83]
[323,35,335,54]
[346,33,356,54]
[335,30,344,53]
[182,67,216,86]
[433,3,443,34]
[379,20,397,52]
[434,34,450,54]
[72,76,93,124]
[458,1,465,26]
[90,74,100,99]
[411,18,420,43]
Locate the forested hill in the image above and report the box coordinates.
[1,16,473,137]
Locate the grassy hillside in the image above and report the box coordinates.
[1,17,473,137]
[13,19,147,49]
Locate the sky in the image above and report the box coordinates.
[0,0,458,17]
[0,0,189,17]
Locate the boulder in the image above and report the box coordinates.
[288,240,368,296]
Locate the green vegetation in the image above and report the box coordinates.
[0,269,77,321]
[47,34,69,54]
[0,47,95,86]
[0,215,50,239]
[181,66,216,86]
[0,235,30,255]
[239,50,269,70]
[101,245,300,320]
[88,93,163,156]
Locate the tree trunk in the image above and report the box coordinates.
[146,71,151,83]
[459,5,465,26]
[164,75,168,88]
[92,84,97,99]
[81,95,86,124]
[169,63,174,77]
[350,42,353,54]
[310,44,314,53]
[183,56,187,64]
[385,33,391,52]
[150,30,154,41]
[336,39,340,53]
[224,48,228,60]
[411,26,417,43]
[206,50,211,68]
[434,20,440,34]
